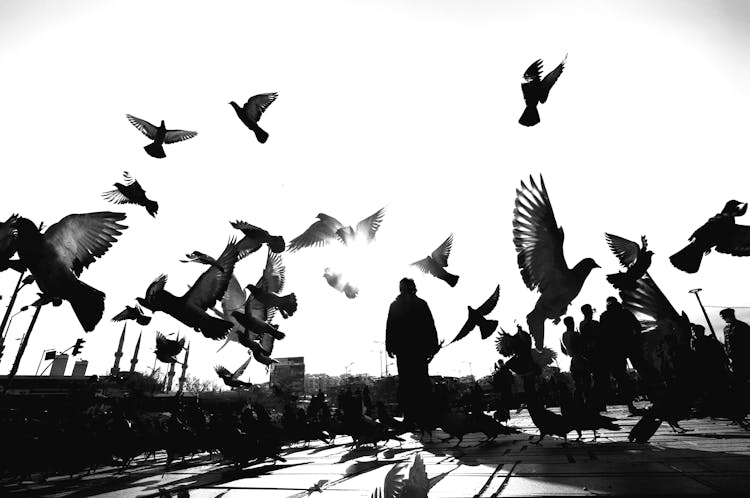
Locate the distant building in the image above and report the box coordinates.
[270,357,305,395]
[71,360,88,377]
[49,354,69,376]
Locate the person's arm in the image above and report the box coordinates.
[424,301,440,357]
[385,303,396,357]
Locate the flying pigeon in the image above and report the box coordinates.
[287,207,386,252]
[410,234,460,287]
[246,249,297,318]
[126,114,197,158]
[136,239,239,339]
[229,92,278,143]
[519,55,566,127]
[180,251,226,272]
[214,275,252,352]
[155,331,185,364]
[513,175,599,350]
[450,284,500,343]
[323,267,359,298]
[112,304,152,326]
[102,171,159,217]
[670,200,750,273]
[215,356,253,389]
[12,212,128,332]
[230,220,285,259]
[605,233,653,290]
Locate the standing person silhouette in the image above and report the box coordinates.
[719,308,750,384]
[385,278,440,428]
[599,296,641,413]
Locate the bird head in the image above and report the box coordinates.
[136,297,154,312]
[574,258,600,276]
[269,235,286,253]
[722,200,748,217]
[9,217,42,241]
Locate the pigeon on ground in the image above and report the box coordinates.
[231,220,285,258]
[410,234,460,287]
[605,234,653,290]
[126,114,197,158]
[155,332,185,364]
[526,397,572,444]
[215,355,253,389]
[323,267,359,298]
[229,92,278,143]
[450,284,500,343]
[12,212,127,332]
[670,200,750,273]
[246,250,297,318]
[287,207,387,252]
[136,239,239,339]
[112,304,152,326]
[519,55,567,126]
[513,175,599,350]
[102,172,159,217]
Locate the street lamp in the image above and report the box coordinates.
[462,361,474,379]
[373,341,386,377]
[344,362,354,383]
[689,288,718,339]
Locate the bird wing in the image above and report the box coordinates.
[476,284,500,316]
[145,274,168,303]
[246,292,274,323]
[111,307,133,322]
[126,114,158,139]
[619,273,680,332]
[512,175,569,293]
[184,239,239,311]
[243,92,278,122]
[222,275,247,314]
[232,355,253,379]
[430,234,454,267]
[164,129,198,144]
[716,224,750,256]
[410,256,434,275]
[287,214,344,251]
[451,318,476,344]
[539,55,566,103]
[355,206,387,242]
[101,188,133,205]
[260,329,276,356]
[215,365,231,379]
[257,249,285,293]
[122,171,149,198]
[157,332,182,356]
[605,233,641,268]
[43,212,128,277]
[523,59,543,83]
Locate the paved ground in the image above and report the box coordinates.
[4,405,750,497]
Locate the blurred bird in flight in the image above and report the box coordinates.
[215,355,253,389]
[126,114,197,158]
[323,267,359,298]
[287,207,386,252]
[519,55,566,127]
[155,331,185,364]
[410,234,460,287]
[231,220,286,259]
[102,171,159,217]
[246,249,297,318]
[605,233,653,290]
[229,92,278,143]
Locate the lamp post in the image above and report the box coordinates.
[344,362,354,383]
[689,288,718,339]
[462,361,474,380]
[373,341,386,377]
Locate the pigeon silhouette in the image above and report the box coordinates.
[126,114,197,158]
[287,207,386,252]
[231,220,285,259]
[246,249,297,318]
[112,304,152,326]
[155,331,185,364]
[0,214,24,273]
[102,171,159,217]
[411,234,460,287]
[136,239,239,339]
[247,337,279,369]
[605,233,653,290]
[229,92,278,143]
[323,267,359,298]
[214,275,252,352]
[179,251,226,272]
[519,55,566,126]
[670,200,750,273]
[12,212,128,332]
[450,284,500,343]
[513,175,599,350]
[215,356,253,389]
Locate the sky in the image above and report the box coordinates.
[1,0,750,384]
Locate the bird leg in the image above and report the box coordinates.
[453,436,463,448]
[531,434,544,445]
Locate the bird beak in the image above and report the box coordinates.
[739,203,748,216]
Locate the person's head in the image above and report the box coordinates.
[399,277,417,295]
[606,296,620,310]
[719,308,736,323]
[691,323,706,338]
[563,316,575,330]
[581,304,593,318]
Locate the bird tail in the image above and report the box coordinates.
[68,280,105,332]
[254,126,269,144]
[519,105,540,127]
[144,142,166,158]
[8,259,26,273]
[279,294,298,318]
[146,201,159,217]
[669,241,704,273]
[216,331,237,352]
[479,318,499,340]
[446,272,459,288]
[200,316,233,340]
[269,324,286,340]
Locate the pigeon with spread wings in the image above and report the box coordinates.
[112,304,152,326]
[411,234,460,287]
[229,92,278,143]
[670,200,750,273]
[519,55,567,127]
[126,114,197,158]
[450,284,500,344]
[136,239,239,339]
[155,332,185,364]
[246,250,297,318]
[215,355,253,389]
[12,212,128,332]
[287,207,386,252]
[102,172,159,217]
[605,233,653,290]
[513,175,599,350]
[231,220,285,258]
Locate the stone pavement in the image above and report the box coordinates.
[4,405,750,497]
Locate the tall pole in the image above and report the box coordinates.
[0,271,26,361]
[178,342,190,393]
[8,303,43,381]
[689,288,718,339]
[112,323,126,375]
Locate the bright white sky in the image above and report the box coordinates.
[1,0,750,385]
